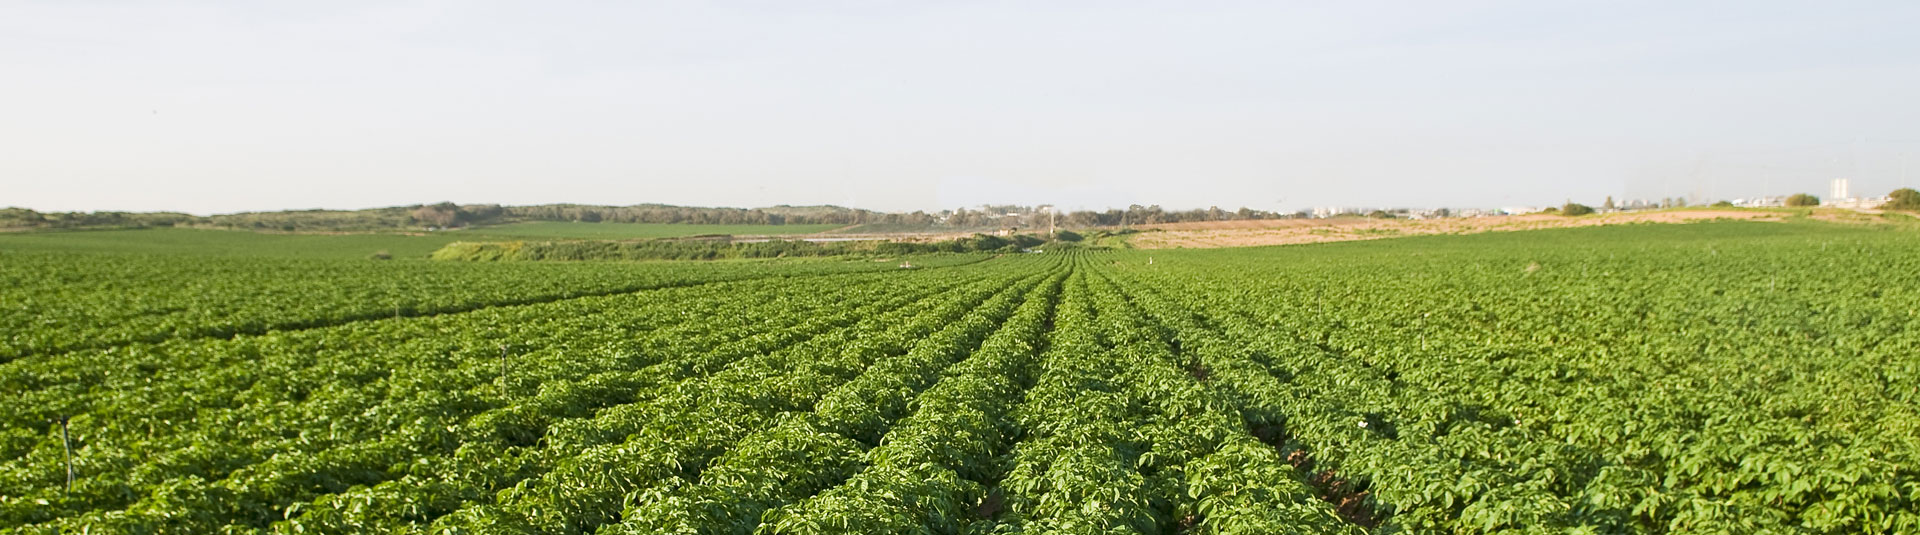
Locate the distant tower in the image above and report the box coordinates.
[1831,178,1850,201]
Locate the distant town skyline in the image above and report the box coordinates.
[4,2,1917,215]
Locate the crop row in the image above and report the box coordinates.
[604,266,1068,534]
[4,268,927,530]
[432,260,1056,535]
[6,222,1914,533]
[1100,224,1920,532]
[748,268,1065,534]
[969,265,1354,534]
[3,255,1054,533]
[0,250,984,361]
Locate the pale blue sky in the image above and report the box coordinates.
[4,1,1917,214]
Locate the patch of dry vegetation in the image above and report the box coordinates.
[1129,210,1794,249]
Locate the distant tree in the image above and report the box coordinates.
[1561,202,1595,216]
[410,202,463,228]
[1366,210,1392,219]
[1711,200,1734,207]
[1433,207,1451,218]
[1542,206,1561,214]
[968,234,1010,251]
[1054,230,1084,242]
[1786,193,1820,207]
[0,208,47,228]
[1882,188,1920,211]
[949,208,979,227]
[462,204,505,222]
[1603,196,1616,210]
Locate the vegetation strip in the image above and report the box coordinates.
[433,265,1052,534]
[751,270,1065,534]
[0,253,986,362]
[7,264,1021,533]
[4,221,1917,533]
[606,266,1063,533]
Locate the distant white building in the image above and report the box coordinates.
[1735,196,1787,208]
[1821,177,1890,209]
[1826,196,1891,210]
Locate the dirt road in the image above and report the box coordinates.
[1128,210,1792,249]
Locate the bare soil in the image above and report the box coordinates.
[1129,210,1791,249]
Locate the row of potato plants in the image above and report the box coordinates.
[859,260,1352,535]
[748,269,1066,534]
[4,258,1036,532]
[1076,268,1359,534]
[189,272,983,535]
[1081,269,1367,535]
[423,260,1059,534]
[0,250,960,361]
[1104,223,1919,533]
[257,271,977,535]
[0,264,900,442]
[1111,265,1576,532]
[605,266,1067,534]
[257,265,1018,535]
[981,268,1162,532]
[3,269,934,531]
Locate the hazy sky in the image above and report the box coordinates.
[5,1,1919,215]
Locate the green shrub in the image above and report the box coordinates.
[1786,193,1820,207]
[1561,203,1595,216]
[1882,188,1920,211]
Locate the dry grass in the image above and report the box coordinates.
[1129,210,1794,249]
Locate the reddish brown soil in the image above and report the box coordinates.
[1309,470,1380,528]
[976,489,1005,519]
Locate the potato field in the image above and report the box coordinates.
[2,221,1916,534]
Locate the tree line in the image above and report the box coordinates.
[8,190,1915,232]
[429,232,1091,262]
[1,202,1292,232]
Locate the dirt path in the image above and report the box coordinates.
[1128,210,1792,249]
